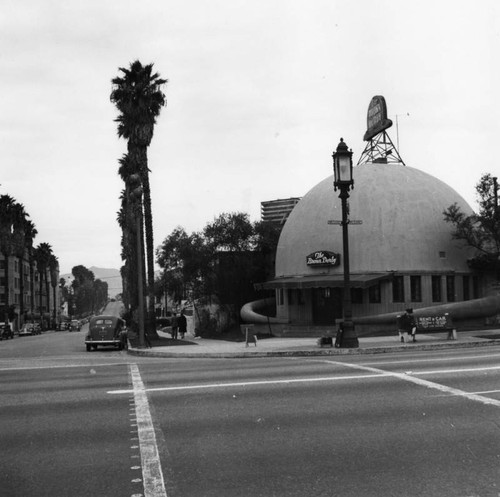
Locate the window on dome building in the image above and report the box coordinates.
[446,276,455,302]
[297,289,305,305]
[410,276,422,302]
[392,276,405,303]
[277,288,284,306]
[463,275,470,301]
[351,288,363,304]
[368,283,381,303]
[473,276,480,299]
[287,289,294,305]
[432,276,442,302]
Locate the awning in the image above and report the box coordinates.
[255,273,392,290]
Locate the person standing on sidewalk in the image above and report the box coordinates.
[178,310,187,340]
[170,312,178,340]
[399,308,417,343]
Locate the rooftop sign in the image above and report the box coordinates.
[306,251,340,267]
[363,95,393,141]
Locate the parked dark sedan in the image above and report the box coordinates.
[85,315,127,351]
[0,324,14,340]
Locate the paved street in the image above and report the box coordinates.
[2,327,500,496]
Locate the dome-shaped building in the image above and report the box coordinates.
[255,161,491,333]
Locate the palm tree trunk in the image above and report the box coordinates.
[141,166,158,336]
[39,271,43,326]
[131,146,157,338]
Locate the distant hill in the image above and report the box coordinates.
[60,267,122,298]
[91,267,122,297]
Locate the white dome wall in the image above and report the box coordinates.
[276,163,475,277]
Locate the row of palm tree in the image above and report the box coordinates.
[110,60,167,338]
[0,194,59,326]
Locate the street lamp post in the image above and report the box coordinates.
[333,138,359,348]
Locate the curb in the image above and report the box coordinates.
[126,338,500,359]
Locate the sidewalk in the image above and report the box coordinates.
[127,328,500,358]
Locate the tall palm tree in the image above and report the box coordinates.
[48,254,59,327]
[110,60,167,334]
[33,242,53,329]
[24,220,38,320]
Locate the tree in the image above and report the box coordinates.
[111,60,167,335]
[33,242,53,328]
[68,265,108,317]
[444,173,500,275]
[49,254,59,326]
[117,157,146,327]
[203,212,255,252]
[156,227,211,305]
[156,212,282,332]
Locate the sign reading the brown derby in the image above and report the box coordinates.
[363,95,393,141]
[306,251,340,267]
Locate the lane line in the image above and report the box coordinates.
[312,359,500,408]
[359,352,500,366]
[0,361,138,371]
[108,372,393,395]
[108,362,500,412]
[109,363,500,396]
[411,365,500,375]
[129,363,168,497]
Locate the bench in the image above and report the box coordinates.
[415,314,457,340]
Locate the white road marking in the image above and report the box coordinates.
[360,352,500,366]
[108,363,500,396]
[313,359,500,408]
[108,372,393,394]
[108,362,500,411]
[0,361,138,371]
[129,363,168,497]
[411,365,500,375]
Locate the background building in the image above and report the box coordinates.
[0,253,59,331]
[261,198,301,226]
[245,162,498,335]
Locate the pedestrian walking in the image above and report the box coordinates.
[170,312,178,339]
[178,310,187,340]
[398,308,417,343]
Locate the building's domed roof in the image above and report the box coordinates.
[275,163,475,278]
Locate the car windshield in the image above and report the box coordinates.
[95,319,114,325]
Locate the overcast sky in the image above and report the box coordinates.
[1,0,499,274]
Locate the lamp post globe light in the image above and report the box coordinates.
[333,138,359,348]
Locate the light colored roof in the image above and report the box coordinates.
[275,163,475,277]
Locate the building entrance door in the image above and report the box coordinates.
[312,287,343,325]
